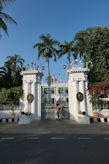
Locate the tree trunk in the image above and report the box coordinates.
[68,58,71,69]
[46,56,51,104]
[68,52,71,68]
[46,56,50,86]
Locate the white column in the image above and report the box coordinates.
[79,81,86,112]
[24,82,29,113]
[73,81,79,115]
[84,81,88,114]
[37,83,41,120]
[68,79,79,120]
[68,79,73,119]
[28,83,32,113]
[31,82,36,114]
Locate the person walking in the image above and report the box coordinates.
[60,104,64,119]
[56,104,60,120]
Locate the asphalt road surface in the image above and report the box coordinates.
[1,121,109,164]
[0,133,109,164]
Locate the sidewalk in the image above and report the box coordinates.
[0,120,109,134]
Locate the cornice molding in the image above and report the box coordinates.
[21,70,43,77]
[67,68,90,75]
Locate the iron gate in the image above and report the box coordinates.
[41,85,69,119]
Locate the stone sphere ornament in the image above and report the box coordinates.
[27,93,34,103]
[76,92,84,102]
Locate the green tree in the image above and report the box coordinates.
[58,40,74,67]
[33,34,60,85]
[0,54,25,89]
[73,30,88,59]
[5,54,24,71]
[0,86,23,103]
[4,54,25,87]
[0,0,17,37]
[0,86,23,115]
[73,26,109,83]
[0,66,6,76]
[0,66,12,88]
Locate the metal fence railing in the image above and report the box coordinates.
[93,101,109,111]
[0,103,19,111]
[41,106,69,120]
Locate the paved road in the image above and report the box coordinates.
[0,120,109,164]
[0,133,109,164]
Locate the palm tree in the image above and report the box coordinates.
[4,54,24,87]
[33,34,60,85]
[0,66,6,76]
[4,54,24,71]
[0,0,17,37]
[58,40,74,67]
[0,66,12,88]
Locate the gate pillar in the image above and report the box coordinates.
[20,70,43,120]
[67,66,93,124]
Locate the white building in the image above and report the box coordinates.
[41,82,69,119]
[41,82,68,106]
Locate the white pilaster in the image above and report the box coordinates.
[31,82,36,114]
[79,81,86,112]
[73,80,79,115]
[37,83,41,120]
[68,79,79,120]
[24,82,29,113]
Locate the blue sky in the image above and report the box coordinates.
[0,0,109,82]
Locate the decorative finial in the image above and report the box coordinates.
[63,65,66,69]
[31,62,33,69]
[72,61,74,67]
[75,59,78,63]
[27,64,30,70]
[42,66,44,70]
[34,63,36,70]
[36,65,39,70]
[80,60,82,67]
[70,63,72,69]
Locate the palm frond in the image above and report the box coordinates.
[0,11,17,24]
[0,17,7,33]
[0,0,16,36]
[0,0,15,8]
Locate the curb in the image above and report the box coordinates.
[0,118,19,123]
[90,117,109,123]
